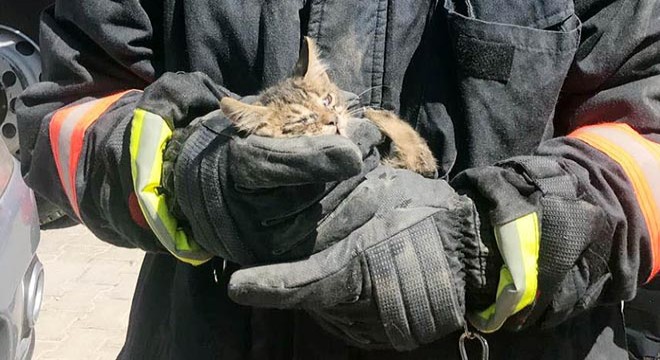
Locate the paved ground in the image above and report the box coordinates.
[33,225,144,360]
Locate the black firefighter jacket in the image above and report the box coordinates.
[15,0,660,359]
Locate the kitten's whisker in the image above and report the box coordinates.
[356,86,378,99]
[347,107,366,116]
[356,85,391,100]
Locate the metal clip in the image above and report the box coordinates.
[212,259,228,284]
[459,324,489,360]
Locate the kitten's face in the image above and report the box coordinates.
[220,37,349,137]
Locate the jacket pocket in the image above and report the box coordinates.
[444,0,581,169]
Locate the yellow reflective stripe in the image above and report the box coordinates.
[516,213,539,313]
[469,212,540,333]
[130,109,212,265]
[475,266,514,322]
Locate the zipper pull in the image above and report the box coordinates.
[459,323,489,360]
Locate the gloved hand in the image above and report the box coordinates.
[170,108,384,265]
[129,67,383,266]
[227,166,481,351]
[452,156,612,332]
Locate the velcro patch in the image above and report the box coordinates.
[455,35,514,83]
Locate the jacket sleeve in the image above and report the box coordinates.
[549,0,660,292]
[540,0,660,296]
[454,0,660,330]
[16,0,164,251]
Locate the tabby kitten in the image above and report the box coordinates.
[220,37,437,178]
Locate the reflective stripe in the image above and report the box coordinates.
[130,108,212,266]
[469,212,540,333]
[570,123,660,282]
[49,91,135,219]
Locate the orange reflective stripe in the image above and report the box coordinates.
[49,90,136,219]
[570,123,660,282]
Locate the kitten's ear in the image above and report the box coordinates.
[293,36,330,84]
[220,97,270,134]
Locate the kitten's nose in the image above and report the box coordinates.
[325,114,338,126]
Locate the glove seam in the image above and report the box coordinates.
[238,140,359,156]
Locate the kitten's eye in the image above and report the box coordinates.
[322,94,334,107]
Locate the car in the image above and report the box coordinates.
[0,23,44,360]
[0,135,43,360]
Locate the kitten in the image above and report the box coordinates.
[220,37,437,178]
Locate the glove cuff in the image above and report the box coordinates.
[129,108,213,265]
[499,156,612,329]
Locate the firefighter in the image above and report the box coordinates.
[16,0,659,359]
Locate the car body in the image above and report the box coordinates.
[0,136,43,360]
[0,13,46,358]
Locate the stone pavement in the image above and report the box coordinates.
[33,225,144,360]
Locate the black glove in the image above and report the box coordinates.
[171,102,384,265]
[228,166,481,350]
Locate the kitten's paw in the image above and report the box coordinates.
[336,116,349,136]
[363,108,398,126]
